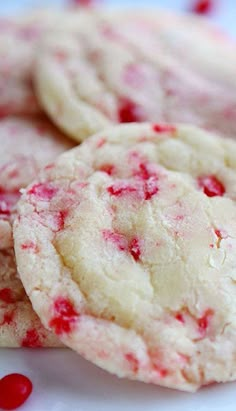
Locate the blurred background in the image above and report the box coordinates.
[0,0,236,38]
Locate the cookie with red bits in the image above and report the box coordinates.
[0,115,74,250]
[0,9,97,116]
[35,9,236,142]
[14,123,236,390]
[0,248,62,347]
[0,115,74,347]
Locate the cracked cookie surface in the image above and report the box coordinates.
[14,123,236,390]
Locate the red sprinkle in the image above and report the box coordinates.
[143,177,159,200]
[0,288,14,304]
[1,312,14,326]
[0,373,33,410]
[175,313,185,324]
[118,99,143,123]
[21,329,42,348]
[21,241,38,253]
[135,162,157,180]
[129,238,141,261]
[191,0,214,15]
[107,182,137,197]
[153,365,169,378]
[125,353,139,373]
[198,175,225,197]
[96,138,106,148]
[103,230,128,251]
[153,124,176,134]
[69,0,95,6]
[27,183,58,201]
[49,297,78,335]
[198,309,214,334]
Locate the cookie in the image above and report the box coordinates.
[0,248,61,347]
[35,9,236,141]
[0,115,73,347]
[0,115,74,250]
[0,9,97,116]
[14,122,236,390]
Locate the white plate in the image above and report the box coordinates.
[1,1,236,410]
[0,348,236,411]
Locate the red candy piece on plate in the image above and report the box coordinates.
[190,0,215,15]
[69,0,96,6]
[0,373,33,410]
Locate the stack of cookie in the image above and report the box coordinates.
[1,6,236,392]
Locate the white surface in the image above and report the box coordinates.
[1,348,236,411]
[1,1,236,410]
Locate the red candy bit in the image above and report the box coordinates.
[0,288,14,304]
[143,177,159,200]
[191,0,214,15]
[1,312,14,326]
[129,237,141,261]
[56,210,68,231]
[135,162,157,181]
[198,309,214,335]
[49,297,78,335]
[0,373,33,410]
[103,230,128,251]
[96,138,106,148]
[21,241,39,253]
[198,175,225,197]
[27,183,58,201]
[153,364,169,378]
[125,353,139,373]
[21,329,42,348]
[153,124,176,134]
[175,313,185,324]
[69,0,96,7]
[118,99,144,123]
[107,182,137,197]
[99,164,115,176]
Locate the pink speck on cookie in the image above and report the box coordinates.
[21,241,39,253]
[153,124,176,134]
[143,177,159,200]
[198,175,225,197]
[125,353,139,373]
[27,183,58,201]
[175,313,185,324]
[134,162,158,181]
[107,182,138,197]
[49,297,78,335]
[129,237,141,261]
[198,309,214,336]
[103,230,128,251]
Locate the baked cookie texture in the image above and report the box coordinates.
[0,9,97,116]
[14,123,236,390]
[35,9,236,142]
[0,115,74,347]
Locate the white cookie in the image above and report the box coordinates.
[14,122,236,390]
[0,115,73,347]
[35,9,236,142]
